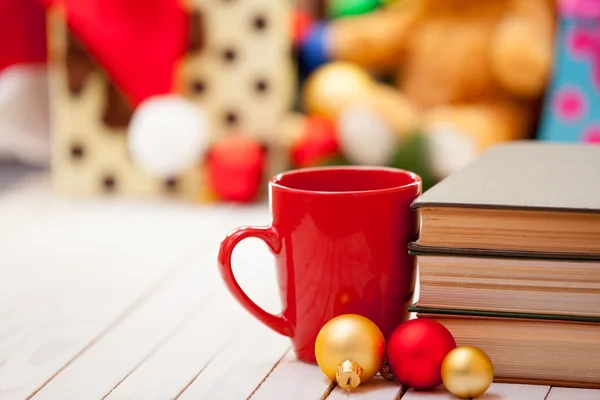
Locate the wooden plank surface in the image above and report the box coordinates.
[547,387,600,400]
[0,175,59,243]
[249,350,333,400]
[176,314,290,400]
[0,174,270,399]
[174,234,294,400]
[403,383,551,399]
[328,377,402,400]
[32,256,215,399]
[249,348,403,400]
[2,206,210,398]
[0,173,595,400]
[103,236,287,400]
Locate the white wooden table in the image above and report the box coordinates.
[1,173,598,400]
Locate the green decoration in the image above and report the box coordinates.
[328,0,382,18]
[388,131,438,192]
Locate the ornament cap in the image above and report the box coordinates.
[336,360,363,393]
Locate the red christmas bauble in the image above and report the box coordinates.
[291,116,339,168]
[206,135,265,203]
[386,318,456,390]
[291,9,314,46]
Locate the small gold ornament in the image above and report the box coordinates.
[302,62,373,120]
[441,346,494,399]
[315,314,386,393]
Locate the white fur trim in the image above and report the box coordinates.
[128,95,209,178]
[337,106,398,165]
[426,123,478,178]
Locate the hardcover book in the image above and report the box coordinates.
[411,141,600,258]
[409,305,600,388]
[410,249,600,317]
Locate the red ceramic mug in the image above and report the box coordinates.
[218,166,422,363]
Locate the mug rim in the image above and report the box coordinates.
[269,165,422,196]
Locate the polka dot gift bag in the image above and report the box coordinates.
[538,0,600,143]
[39,0,293,202]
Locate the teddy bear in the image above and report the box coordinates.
[298,0,557,180]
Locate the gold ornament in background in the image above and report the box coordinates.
[441,346,494,399]
[302,62,374,120]
[315,314,386,393]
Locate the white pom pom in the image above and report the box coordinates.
[337,106,398,166]
[426,123,478,179]
[127,95,209,178]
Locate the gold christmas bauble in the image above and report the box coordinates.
[315,314,386,392]
[441,346,494,399]
[302,62,373,120]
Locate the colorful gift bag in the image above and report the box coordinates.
[42,0,294,202]
[538,0,600,143]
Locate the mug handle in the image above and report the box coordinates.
[218,225,292,337]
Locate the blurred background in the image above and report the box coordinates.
[4,3,600,397]
[0,0,598,200]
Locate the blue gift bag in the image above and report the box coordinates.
[538,0,600,143]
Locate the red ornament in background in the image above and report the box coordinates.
[291,116,339,167]
[291,9,314,46]
[206,135,266,203]
[386,318,457,390]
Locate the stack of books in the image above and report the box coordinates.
[409,141,600,388]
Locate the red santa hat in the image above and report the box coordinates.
[0,0,49,166]
[38,0,210,178]
[40,0,189,107]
